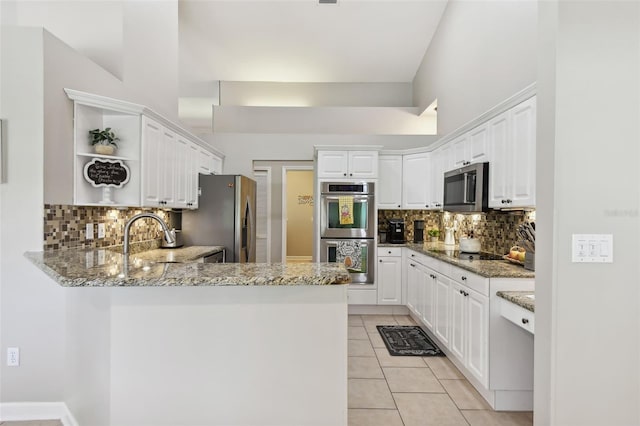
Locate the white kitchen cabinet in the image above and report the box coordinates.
[141,116,164,206]
[451,134,469,168]
[434,272,451,348]
[378,155,403,209]
[428,148,445,210]
[450,280,489,387]
[142,117,178,208]
[452,126,490,169]
[377,247,402,305]
[406,258,421,316]
[402,152,431,209]
[421,266,436,331]
[174,137,189,208]
[317,150,378,179]
[489,96,536,208]
[67,89,224,209]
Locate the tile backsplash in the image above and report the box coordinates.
[44,204,171,251]
[378,209,535,255]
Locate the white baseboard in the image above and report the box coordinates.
[0,402,78,426]
[348,304,409,315]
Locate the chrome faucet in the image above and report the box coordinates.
[123,213,175,255]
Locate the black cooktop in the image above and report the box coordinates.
[428,250,504,261]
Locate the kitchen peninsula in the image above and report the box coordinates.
[25,248,350,426]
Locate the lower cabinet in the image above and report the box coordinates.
[434,272,451,348]
[377,248,402,305]
[403,249,506,407]
[450,280,489,388]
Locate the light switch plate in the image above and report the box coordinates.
[572,234,613,263]
[97,223,105,238]
[86,223,94,240]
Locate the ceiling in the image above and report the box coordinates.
[178,0,449,84]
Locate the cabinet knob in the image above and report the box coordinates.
[343,173,347,176]
[501,199,506,204]
[398,205,401,208]
[350,173,353,177]
[522,318,529,324]
[379,259,382,262]
[464,291,469,297]
[410,263,416,267]
[426,204,429,208]
[461,276,467,281]
[388,251,392,254]
[507,199,512,204]
[411,254,415,257]
[459,290,464,295]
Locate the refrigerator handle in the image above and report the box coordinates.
[244,195,255,263]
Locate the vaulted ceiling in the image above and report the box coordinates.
[179,0,448,84]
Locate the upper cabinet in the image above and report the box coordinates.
[378,155,403,209]
[451,126,490,169]
[66,89,224,208]
[489,96,536,209]
[317,150,378,179]
[402,152,431,209]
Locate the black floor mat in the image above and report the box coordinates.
[377,325,444,356]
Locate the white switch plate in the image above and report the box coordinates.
[86,223,94,240]
[572,234,613,263]
[7,347,19,366]
[97,223,105,238]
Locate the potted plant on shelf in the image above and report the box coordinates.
[427,228,440,242]
[89,127,119,155]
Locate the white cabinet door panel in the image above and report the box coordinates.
[378,155,403,209]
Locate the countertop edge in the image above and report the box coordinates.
[496,291,535,312]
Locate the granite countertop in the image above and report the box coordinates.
[404,242,535,279]
[115,245,225,263]
[24,247,351,288]
[496,291,535,312]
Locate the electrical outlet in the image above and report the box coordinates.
[97,223,106,239]
[86,223,94,240]
[7,347,19,366]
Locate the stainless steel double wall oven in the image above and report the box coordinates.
[319,182,375,284]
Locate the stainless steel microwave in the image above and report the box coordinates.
[443,162,489,212]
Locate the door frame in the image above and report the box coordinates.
[281,165,314,263]
[253,166,272,263]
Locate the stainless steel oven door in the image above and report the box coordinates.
[320,194,376,239]
[320,239,374,284]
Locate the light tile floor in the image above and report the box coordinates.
[348,314,533,426]
[0,422,62,426]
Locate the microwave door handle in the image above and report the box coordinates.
[462,173,469,204]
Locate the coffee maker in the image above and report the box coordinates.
[414,220,425,243]
[387,219,405,244]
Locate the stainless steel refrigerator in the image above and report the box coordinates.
[183,174,257,263]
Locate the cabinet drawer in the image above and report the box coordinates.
[406,249,428,265]
[450,266,489,296]
[378,247,402,257]
[500,299,534,334]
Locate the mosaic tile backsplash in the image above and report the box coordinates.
[378,209,536,256]
[44,204,171,251]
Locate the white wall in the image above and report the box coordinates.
[219,82,413,107]
[536,2,640,425]
[6,0,124,78]
[212,106,437,135]
[0,27,66,403]
[7,0,181,124]
[122,0,179,122]
[412,0,537,136]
